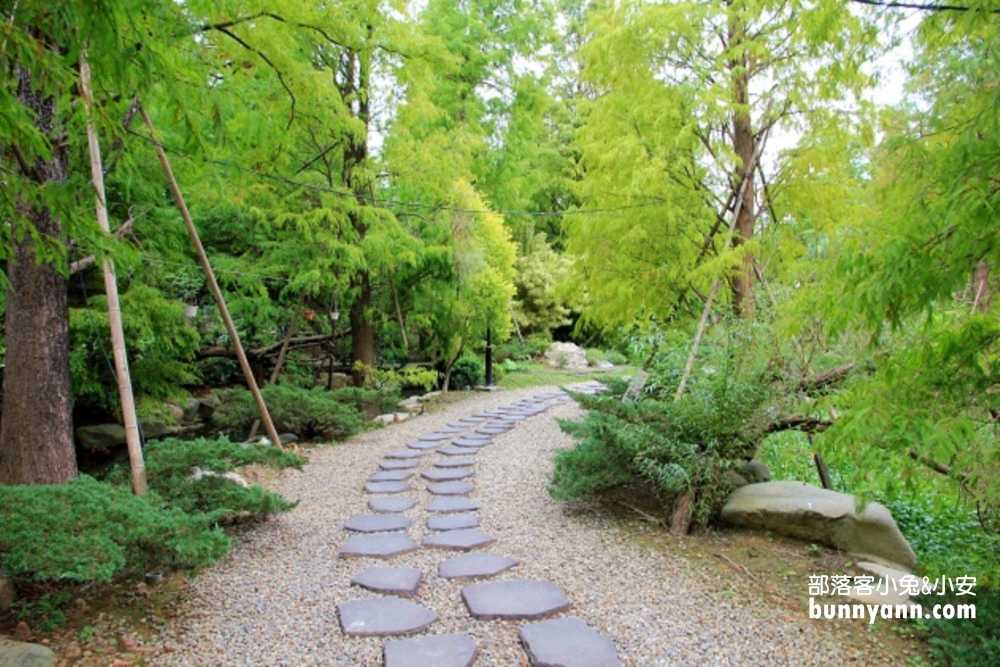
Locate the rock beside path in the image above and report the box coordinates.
[0,637,56,667]
[721,481,916,569]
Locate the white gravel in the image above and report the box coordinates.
[151,385,872,666]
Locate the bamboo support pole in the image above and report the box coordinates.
[674,139,767,402]
[138,104,283,449]
[80,53,147,495]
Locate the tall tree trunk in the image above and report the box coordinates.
[350,271,376,384]
[343,34,377,386]
[728,2,755,319]
[0,65,77,485]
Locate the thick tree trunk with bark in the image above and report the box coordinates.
[0,66,77,485]
[350,271,376,384]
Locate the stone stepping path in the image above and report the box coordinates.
[427,513,479,531]
[422,466,475,481]
[379,459,419,470]
[427,480,474,496]
[340,534,419,558]
[433,456,477,468]
[385,448,424,460]
[427,496,479,513]
[407,440,441,450]
[450,439,492,450]
[453,435,492,446]
[365,480,411,494]
[422,528,497,551]
[519,616,621,667]
[369,496,416,513]
[370,469,414,482]
[383,634,478,667]
[462,579,571,619]
[418,432,453,441]
[439,445,479,456]
[344,514,411,533]
[438,553,518,579]
[476,426,511,435]
[337,388,619,664]
[351,567,423,597]
[338,597,437,636]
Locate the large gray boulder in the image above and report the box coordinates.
[720,481,916,570]
[543,342,588,370]
[74,424,126,451]
[0,637,55,667]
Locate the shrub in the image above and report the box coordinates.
[108,436,304,520]
[917,585,1000,665]
[0,476,229,583]
[606,349,629,366]
[585,348,606,365]
[214,384,367,441]
[550,323,772,528]
[330,386,403,415]
[449,357,484,389]
[496,335,551,363]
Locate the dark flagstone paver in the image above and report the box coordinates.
[339,534,419,558]
[457,416,489,424]
[337,596,436,636]
[419,432,453,441]
[434,456,477,468]
[451,439,492,450]
[365,480,411,494]
[454,434,492,443]
[380,459,420,470]
[407,440,441,450]
[369,496,416,513]
[427,480,475,496]
[422,528,496,551]
[370,469,414,482]
[427,513,479,531]
[384,634,478,667]
[344,514,411,533]
[438,553,518,579]
[477,426,511,435]
[385,448,424,460]
[422,467,474,482]
[435,426,467,434]
[439,445,479,456]
[519,616,621,667]
[350,567,423,597]
[461,580,571,619]
[427,496,480,513]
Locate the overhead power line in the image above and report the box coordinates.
[125,128,666,219]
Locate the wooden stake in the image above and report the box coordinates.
[138,103,283,449]
[80,53,147,495]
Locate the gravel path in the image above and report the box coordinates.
[151,384,867,666]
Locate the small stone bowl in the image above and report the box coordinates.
[145,571,163,586]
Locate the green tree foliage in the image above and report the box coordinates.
[805,9,1000,529]
[512,232,575,336]
[413,181,517,387]
[565,0,882,327]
